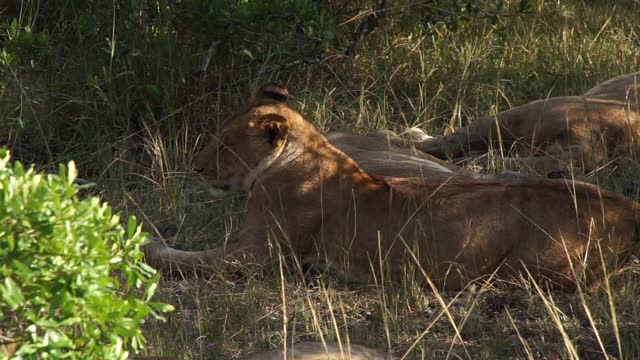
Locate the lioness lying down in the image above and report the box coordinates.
[145,83,640,290]
[325,131,474,180]
[327,131,528,181]
[266,85,477,180]
[405,72,640,175]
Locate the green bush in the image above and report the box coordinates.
[0,150,172,359]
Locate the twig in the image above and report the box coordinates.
[346,0,388,58]
[280,50,327,70]
[199,40,221,74]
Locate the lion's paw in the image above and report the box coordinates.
[406,127,434,141]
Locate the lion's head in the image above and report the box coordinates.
[193,83,325,194]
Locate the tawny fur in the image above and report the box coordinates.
[406,72,640,174]
[134,342,392,360]
[241,342,394,360]
[325,131,475,179]
[145,83,640,290]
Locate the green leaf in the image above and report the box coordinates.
[67,161,77,186]
[2,277,25,309]
[0,149,172,357]
[126,216,138,239]
[149,302,175,313]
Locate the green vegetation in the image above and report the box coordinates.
[0,150,172,358]
[2,0,640,359]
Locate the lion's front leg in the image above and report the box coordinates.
[144,201,276,276]
[144,233,269,277]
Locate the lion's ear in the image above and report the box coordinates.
[251,114,290,146]
[251,83,289,105]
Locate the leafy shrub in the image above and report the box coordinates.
[0,150,172,359]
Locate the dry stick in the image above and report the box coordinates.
[346,0,389,58]
[199,40,221,74]
[280,51,327,70]
[588,7,614,50]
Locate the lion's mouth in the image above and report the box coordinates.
[199,174,242,195]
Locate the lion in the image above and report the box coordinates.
[325,131,474,180]
[241,342,393,360]
[328,131,530,182]
[403,72,640,175]
[275,86,506,180]
[144,83,640,290]
[247,84,476,180]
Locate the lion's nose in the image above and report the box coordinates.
[193,167,204,173]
